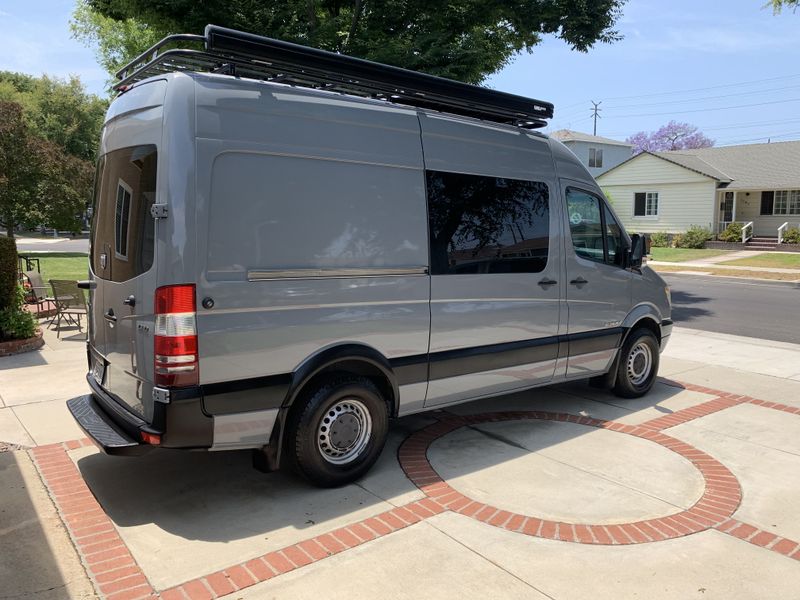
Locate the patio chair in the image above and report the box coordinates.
[49,279,88,339]
[21,270,55,317]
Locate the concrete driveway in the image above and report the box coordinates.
[2,326,800,599]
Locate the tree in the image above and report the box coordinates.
[0,103,39,237]
[0,72,107,162]
[768,0,799,13]
[626,121,714,155]
[0,102,94,237]
[77,0,627,84]
[71,1,164,87]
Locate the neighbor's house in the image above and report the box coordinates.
[597,141,800,243]
[550,129,633,177]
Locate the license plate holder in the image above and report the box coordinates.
[90,350,107,387]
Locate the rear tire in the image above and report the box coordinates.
[289,375,388,488]
[612,328,660,398]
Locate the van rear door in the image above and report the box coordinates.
[89,144,159,421]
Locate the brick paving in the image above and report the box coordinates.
[28,379,800,599]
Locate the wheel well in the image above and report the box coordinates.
[627,317,661,345]
[286,359,397,422]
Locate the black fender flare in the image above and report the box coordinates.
[259,343,400,471]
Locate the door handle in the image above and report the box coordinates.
[538,278,557,288]
[77,280,96,290]
[569,277,588,287]
[104,309,117,323]
[123,295,136,307]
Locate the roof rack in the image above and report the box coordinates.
[115,25,554,129]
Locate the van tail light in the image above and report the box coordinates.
[154,284,198,387]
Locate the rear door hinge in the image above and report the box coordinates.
[150,204,168,219]
[152,387,170,404]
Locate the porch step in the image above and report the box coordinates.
[746,236,778,250]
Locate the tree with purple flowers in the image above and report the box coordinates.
[626,121,714,154]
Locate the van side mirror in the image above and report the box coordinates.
[629,234,645,269]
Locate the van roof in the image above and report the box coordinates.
[115,24,554,130]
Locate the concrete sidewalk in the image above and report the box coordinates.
[647,249,800,276]
[2,324,800,599]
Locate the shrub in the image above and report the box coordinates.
[0,236,18,310]
[718,222,744,243]
[782,227,800,244]
[674,226,712,249]
[649,231,670,248]
[0,285,37,341]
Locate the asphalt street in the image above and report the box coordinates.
[15,237,90,253]
[663,273,800,345]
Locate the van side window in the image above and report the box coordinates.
[566,188,627,267]
[566,189,605,263]
[426,170,549,275]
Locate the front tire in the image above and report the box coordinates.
[612,328,660,398]
[289,375,389,487]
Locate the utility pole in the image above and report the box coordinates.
[591,100,602,135]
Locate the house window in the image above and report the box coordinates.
[114,179,132,259]
[775,190,800,215]
[634,192,659,217]
[588,147,603,168]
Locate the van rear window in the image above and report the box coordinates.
[90,146,157,282]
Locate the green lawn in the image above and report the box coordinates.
[20,253,89,283]
[649,248,732,262]
[719,253,800,269]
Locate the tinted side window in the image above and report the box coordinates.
[90,145,157,282]
[426,171,549,275]
[566,189,605,263]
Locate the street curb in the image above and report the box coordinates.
[654,270,800,286]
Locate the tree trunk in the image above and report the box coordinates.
[4,218,13,239]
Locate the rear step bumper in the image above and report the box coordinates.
[66,394,153,456]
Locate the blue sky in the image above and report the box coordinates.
[2,0,798,147]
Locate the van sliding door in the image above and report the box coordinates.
[420,113,562,407]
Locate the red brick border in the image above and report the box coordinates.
[716,518,800,560]
[27,379,800,599]
[398,410,743,545]
[31,440,158,600]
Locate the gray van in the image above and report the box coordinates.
[68,26,672,487]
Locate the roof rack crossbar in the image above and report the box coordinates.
[114,25,554,128]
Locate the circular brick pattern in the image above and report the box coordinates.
[398,411,743,545]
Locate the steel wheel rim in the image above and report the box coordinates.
[317,398,372,465]
[626,342,653,386]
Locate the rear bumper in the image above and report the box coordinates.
[66,394,152,456]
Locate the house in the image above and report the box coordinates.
[550,129,633,176]
[596,141,800,243]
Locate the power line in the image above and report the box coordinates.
[603,97,800,119]
[600,72,800,101]
[601,84,800,110]
[715,130,800,146]
[602,117,800,139]
[550,73,800,114]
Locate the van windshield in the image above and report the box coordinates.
[90,145,157,282]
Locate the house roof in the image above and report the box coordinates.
[549,129,633,148]
[597,140,800,190]
[652,151,732,182]
[672,141,800,190]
